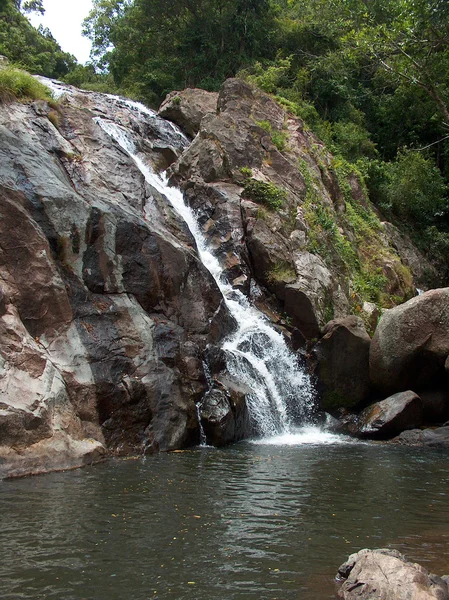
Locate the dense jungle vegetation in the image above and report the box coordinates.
[1,0,449,279]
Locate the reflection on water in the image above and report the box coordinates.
[1,443,449,600]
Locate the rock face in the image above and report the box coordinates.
[350,391,423,439]
[170,78,431,341]
[158,88,218,137]
[312,316,371,410]
[337,548,449,600]
[0,82,232,477]
[370,288,449,393]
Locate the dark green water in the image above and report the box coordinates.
[1,435,449,600]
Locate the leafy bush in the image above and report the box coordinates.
[0,66,51,102]
[239,166,253,177]
[366,151,448,225]
[243,178,287,210]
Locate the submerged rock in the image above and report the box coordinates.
[337,548,449,599]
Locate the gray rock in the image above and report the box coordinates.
[313,316,371,410]
[199,384,249,446]
[337,548,449,600]
[394,426,449,447]
[0,81,235,477]
[419,389,449,424]
[370,288,449,393]
[158,88,218,137]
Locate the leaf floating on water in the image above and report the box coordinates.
[187,581,195,585]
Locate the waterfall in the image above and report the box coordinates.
[94,107,316,440]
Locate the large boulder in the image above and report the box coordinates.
[370,288,449,393]
[350,391,423,439]
[313,316,371,410]
[337,548,449,600]
[158,88,218,137]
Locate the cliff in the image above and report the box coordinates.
[0,77,446,478]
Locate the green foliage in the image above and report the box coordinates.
[84,0,279,104]
[243,178,287,211]
[239,166,253,177]
[376,150,447,224]
[0,0,76,77]
[0,66,51,102]
[267,261,296,284]
[255,119,288,152]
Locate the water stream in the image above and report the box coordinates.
[94,108,315,440]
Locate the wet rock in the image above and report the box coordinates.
[313,316,371,410]
[0,82,234,477]
[200,384,249,446]
[370,288,449,394]
[353,391,423,439]
[393,426,449,447]
[337,548,449,600]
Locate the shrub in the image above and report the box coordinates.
[367,151,448,225]
[0,67,52,103]
[243,178,287,211]
[239,166,253,177]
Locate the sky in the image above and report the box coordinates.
[28,0,93,64]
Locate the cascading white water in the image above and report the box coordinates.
[94,112,316,439]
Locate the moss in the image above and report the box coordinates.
[267,261,296,283]
[0,67,52,103]
[172,95,181,106]
[243,178,287,211]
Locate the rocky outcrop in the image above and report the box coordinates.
[158,88,218,137]
[170,78,430,341]
[347,391,423,439]
[0,83,234,477]
[312,316,371,410]
[337,549,449,599]
[370,288,449,393]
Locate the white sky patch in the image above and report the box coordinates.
[28,0,93,64]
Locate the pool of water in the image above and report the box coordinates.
[1,430,449,600]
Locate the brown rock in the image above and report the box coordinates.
[353,390,423,439]
[337,548,449,600]
[370,288,449,393]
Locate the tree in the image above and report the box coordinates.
[84,0,278,104]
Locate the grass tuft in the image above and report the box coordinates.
[0,67,52,103]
